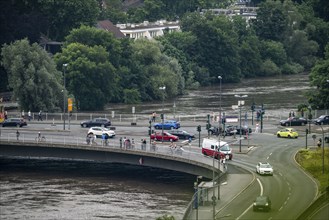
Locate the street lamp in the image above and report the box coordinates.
[159,86,166,142]
[234,94,248,153]
[218,76,222,142]
[63,63,68,130]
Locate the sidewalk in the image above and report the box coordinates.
[189,173,254,220]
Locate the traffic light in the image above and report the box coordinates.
[197,125,201,132]
[251,103,255,111]
[206,123,210,130]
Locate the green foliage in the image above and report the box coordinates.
[296,148,329,192]
[54,43,118,111]
[307,44,329,109]
[281,62,304,75]
[1,39,63,112]
[123,89,141,104]
[260,59,281,76]
[38,0,100,41]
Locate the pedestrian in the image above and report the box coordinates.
[142,139,147,150]
[289,112,292,118]
[28,110,31,121]
[123,137,127,149]
[21,110,25,119]
[317,138,322,148]
[255,123,259,133]
[16,130,20,140]
[4,111,8,120]
[292,111,295,117]
[38,110,43,121]
[86,134,90,145]
[152,140,157,151]
[222,157,226,170]
[152,112,156,122]
[131,138,135,149]
[120,137,123,148]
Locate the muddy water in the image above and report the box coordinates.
[106,74,311,116]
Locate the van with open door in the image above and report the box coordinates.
[202,138,233,160]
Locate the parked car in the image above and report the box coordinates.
[314,115,329,125]
[150,132,179,142]
[256,162,273,176]
[231,126,252,135]
[276,128,299,138]
[154,120,180,130]
[87,127,115,138]
[169,130,195,140]
[2,118,27,127]
[253,195,271,212]
[280,117,307,126]
[208,125,237,136]
[80,118,111,128]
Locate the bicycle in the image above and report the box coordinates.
[35,136,46,142]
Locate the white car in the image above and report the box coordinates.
[256,162,273,176]
[87,127,115,138]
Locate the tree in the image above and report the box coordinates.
[54,43,118,111]
[1,39,63,112]
[252,0,289,41]
[65,25,122,67]
[307,43,329,109]
[38,0,100,41]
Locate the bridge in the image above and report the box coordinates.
[0,138,224,180]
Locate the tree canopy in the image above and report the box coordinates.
[1,39,63,112]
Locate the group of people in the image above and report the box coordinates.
[119,137,135,149]
[19,110,42,121]
[86,133,97,145]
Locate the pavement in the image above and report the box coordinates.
[188,172,254,220]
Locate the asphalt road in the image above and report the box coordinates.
[0,120,327,219]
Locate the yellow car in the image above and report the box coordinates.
[276,128,299,138]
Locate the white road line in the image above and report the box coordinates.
[236,178,263,220]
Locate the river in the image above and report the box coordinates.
[0,74,312,220]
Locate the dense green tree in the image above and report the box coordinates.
[54,43,118,110]
[252,0,289,41]
[64,25,122,67]
[284,30,319,68]
[38,0,100,41]
[1,39,63,112]
[307,43,329,109]
[129,39,184,101]
[260,40,287,67]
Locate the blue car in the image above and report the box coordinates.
[154,120,180,130]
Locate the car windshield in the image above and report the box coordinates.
[220,144,230,151]
[256,197,268,203]
[260,164,272,168]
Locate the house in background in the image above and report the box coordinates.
[98,20,180,40]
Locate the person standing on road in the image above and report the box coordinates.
[38,110,43,121]
[28,110,31,121]
[152,112,156,122]
[255,123,259,133]
[16,130,20,140]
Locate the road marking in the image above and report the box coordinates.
[236,178,263,220]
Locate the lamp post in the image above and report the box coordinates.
[218,76,222,142]
[159,86,166,142]
[234,94,248,153]
[318,125,325,174]
[63,63,68,130]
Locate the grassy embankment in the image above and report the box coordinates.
[296,147,329,192]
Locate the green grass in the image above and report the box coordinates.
[296,148,329,192]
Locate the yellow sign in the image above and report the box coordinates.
[68,98,73,112]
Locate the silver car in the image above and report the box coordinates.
[256,162,273,175]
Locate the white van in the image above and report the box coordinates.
[202,138,233,160]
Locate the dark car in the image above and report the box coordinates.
[169,130,195,140]
[2,118,27,127]
[253,195,271,212]
[80,118,111,128]
[280,117,307,126]
[314,115,329,125]
[231,126,252,135]
[208,125,235,136]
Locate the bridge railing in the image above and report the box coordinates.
[0,133,202,161]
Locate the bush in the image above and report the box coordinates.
[260,59,281,76]
[281,62,304,74]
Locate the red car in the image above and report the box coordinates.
[150,132,179,142]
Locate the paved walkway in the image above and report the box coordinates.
[188,173,254,220]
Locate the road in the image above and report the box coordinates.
[0,120,324,219]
